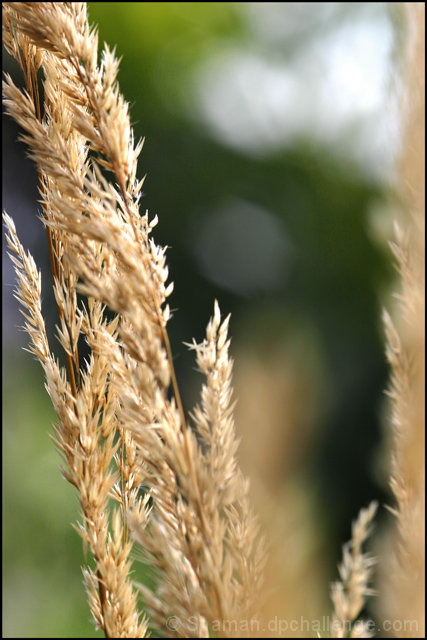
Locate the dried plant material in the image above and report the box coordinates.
[127,301,265,637]
[3,2,264,637]
[4,2,424,638]
[378,3,425,637]
[330,502,378,639]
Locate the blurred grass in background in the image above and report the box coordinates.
[3,3,401,637]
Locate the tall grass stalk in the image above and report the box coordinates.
[378,3,425,636]
[3,3,264,637]
[3,2,424,638]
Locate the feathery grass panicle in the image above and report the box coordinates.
[330,501,378,639]
[4,2,425,638]
[3,3,148,635]
[3,2,265,636]
[127,301,265,637]
[379,3,425,636]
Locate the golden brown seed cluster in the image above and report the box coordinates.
[4,2,424,639]
[3,2,264,637]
